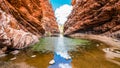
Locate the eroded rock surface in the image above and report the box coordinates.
[64,0,120,47]
[64,0,120,40]
[0,0,59,49]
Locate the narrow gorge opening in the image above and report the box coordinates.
[50,0,72,34]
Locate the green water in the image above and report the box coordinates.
[32,35,90,52]
[0,35,120,68]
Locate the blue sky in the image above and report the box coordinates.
[50,0,71,10]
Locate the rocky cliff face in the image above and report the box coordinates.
[64,0,120,41]
[0,0,59,49]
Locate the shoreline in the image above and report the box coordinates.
[68,33,120,49]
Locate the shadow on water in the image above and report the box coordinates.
[0,34,120,68]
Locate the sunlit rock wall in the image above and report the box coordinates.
[64,0,120,40]
[0,0,59,49]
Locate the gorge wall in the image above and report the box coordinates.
[64,0,120,46]
[0,0,59,49]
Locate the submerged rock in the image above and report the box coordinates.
[49,59,55,65]
[31,55,36,58]
[10,57,16,61]
[0,54,7,58]
[0,0,59,49]
[65,56,71,60]
[10,50,20,55]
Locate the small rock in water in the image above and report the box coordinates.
[106,48,110,51]
[11,50,20,55]
[96,44,100,47]
[0,50,7,57]
[31,55,36,58]
[10,57,16,60]
[49,59,55,65]
[115,51,120,54]
[65,56,71,60]
[0,54,7,57]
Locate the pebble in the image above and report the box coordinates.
[106,48,110,51]
[31,55,36,58]
[10,57,16,61]
[96,44,100,47]
[0,50,7,58]
[65,56,71,60]
[11,50,20,55]
[49,59,55,65]
[0,54,7,58]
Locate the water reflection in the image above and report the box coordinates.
[1,34,120,68]
[55,35,71,59]
[49,35,72,68]
[48,53,71,68]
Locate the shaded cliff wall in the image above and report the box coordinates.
[40,0,59,34]
[0,0,59,49]
[64,0,120,40]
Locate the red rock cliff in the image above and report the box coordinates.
[0,0,59,49]
[64,0,120,41]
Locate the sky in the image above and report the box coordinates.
[50,0,71,10]
[55,5,73,25]
[50,0,72,25]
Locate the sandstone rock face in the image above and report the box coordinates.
[71,0,77,5]
[64,0,120,40]
[0,0,59,49]
[40,0,59,34]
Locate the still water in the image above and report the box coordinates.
[0,35,120,68]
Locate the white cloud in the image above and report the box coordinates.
[56,51,71,59]
[59,63,72,68]
[55,4,73,25]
